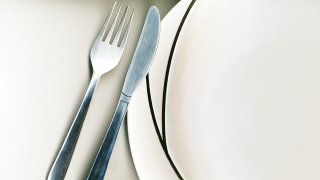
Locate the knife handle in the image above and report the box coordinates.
[87,93,130,180]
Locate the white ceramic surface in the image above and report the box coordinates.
[128,0,320,179]
[0,0,178,179]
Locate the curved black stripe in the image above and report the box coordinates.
[145,1,197,179]
[146,74,162,145]
[162,0,196,149]
[146,74,183,179]
[162,0,196,153]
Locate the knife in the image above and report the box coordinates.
[87,6,160,180]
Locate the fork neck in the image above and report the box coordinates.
[92,71,103,80]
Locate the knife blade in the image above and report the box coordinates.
[87,6,160,180]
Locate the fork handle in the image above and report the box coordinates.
[87,93,130,180]
[48,73,101,180]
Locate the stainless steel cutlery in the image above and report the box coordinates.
[87,6,160,180]
[48,2,160,179]
[48,2,133,179]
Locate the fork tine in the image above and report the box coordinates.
[112,6,128,46]
[105,4,122,43]
[120,9,134,48]
[96,1,116,41]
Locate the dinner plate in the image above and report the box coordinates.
[0,0,178,179]
[128,0,320,179]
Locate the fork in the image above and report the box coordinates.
[47,2,133,180]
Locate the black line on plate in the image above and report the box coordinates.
[146,74,162,143]
[146,74,183,179]
[145,0,197,179]
[162,0,196,155]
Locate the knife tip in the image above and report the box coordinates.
[149,6,160,19]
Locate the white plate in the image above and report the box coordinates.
[128,0,320,179]
[0,0,178,179]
